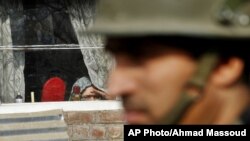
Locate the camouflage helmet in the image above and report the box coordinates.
[91,0,250,38]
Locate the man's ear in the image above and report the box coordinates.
[210,57,244,87]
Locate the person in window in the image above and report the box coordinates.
[69,76,115,101]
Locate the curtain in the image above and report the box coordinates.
[66,0,115,92]
[0,0,25,103]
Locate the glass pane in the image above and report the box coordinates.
[0,0,115,103]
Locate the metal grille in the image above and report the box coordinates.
[0,109,69,141]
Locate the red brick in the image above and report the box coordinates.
[71,125,89,140]
[91,125,106,139]
[67,112,80,125]
[107,125,124,139]
[79,112,95,123]
[96,110,124,123]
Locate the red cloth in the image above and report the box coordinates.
[41,77,66,102]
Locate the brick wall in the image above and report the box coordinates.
[64,110,125,141]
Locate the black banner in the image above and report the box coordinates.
[124,125,249,140]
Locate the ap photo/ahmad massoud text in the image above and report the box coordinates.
[88,0,250,139]
[125,126,247,137]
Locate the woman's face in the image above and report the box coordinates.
[81,86,103,100]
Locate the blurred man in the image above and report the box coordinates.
[90,0,250,124]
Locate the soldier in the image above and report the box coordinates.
[90,0,250,124]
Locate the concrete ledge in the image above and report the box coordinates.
[0,101,123,114]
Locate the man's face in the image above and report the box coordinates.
[107,38,197,124]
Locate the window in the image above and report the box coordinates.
[0,0,115,103]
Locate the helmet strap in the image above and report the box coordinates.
[162,53,219,124]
